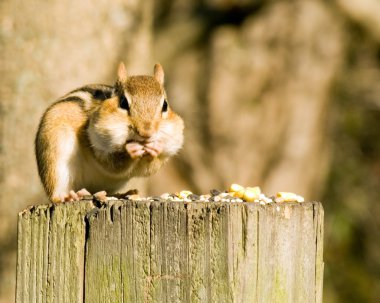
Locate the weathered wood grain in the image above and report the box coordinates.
[16,201,92,303]
[16,200,323,303]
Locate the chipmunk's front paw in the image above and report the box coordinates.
[52,188,91,203]
[126,142,146,159]
[144,141,163,157]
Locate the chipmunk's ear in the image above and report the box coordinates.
[117,62,127,82]
[154,63,164,85]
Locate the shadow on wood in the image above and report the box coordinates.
[16,200,324,303]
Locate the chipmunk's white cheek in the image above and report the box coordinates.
[156,122,184,156]
[88,119,129,153]
[107,122,129,146]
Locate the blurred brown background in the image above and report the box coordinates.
[1,0,380,302]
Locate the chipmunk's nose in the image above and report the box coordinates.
[137,122,154,139]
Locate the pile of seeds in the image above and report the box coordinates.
[120,184,304,204]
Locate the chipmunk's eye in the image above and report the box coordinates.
[162,99,168,113]
[120,94,130,112]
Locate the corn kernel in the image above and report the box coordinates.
[246,186,261,196]
[243,187,261,202]
[235,189,246,199]
[275,192,304,203]
[243,190,259,202]
[246,186,261,195]
[229,183,245,193]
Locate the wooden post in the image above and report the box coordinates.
[16,200,324,303]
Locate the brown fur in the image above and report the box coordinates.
[35,63,184,202]
[35,101,87,200]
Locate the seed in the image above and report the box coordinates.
[264,197,274,203]
[178,190,193,199]
[203,194,211,200]
[210,189,221,196]
[188,194,200,201]
[106,196,118,201]
[128,194,140,200]
[171,197,182,202]
[119,186,305,205]
[160,193,170,199]
[297,196,305,203]
[213,196,221,202]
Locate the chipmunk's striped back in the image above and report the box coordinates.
[58,84,115,112]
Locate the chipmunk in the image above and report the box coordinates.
[35,63,184,203]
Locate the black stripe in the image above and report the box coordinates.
[70,85,114,101]
[59,96,84,103]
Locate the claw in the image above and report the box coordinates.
[94,191,107,202]
[144,141,163,157]
[126,142,146,159]
[52,188,92,203]
[77,188,91,196]
[69,190,79,201]
[144,146,158,157]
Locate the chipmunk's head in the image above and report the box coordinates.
[88,63,184,156]
[114,62,168,139]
